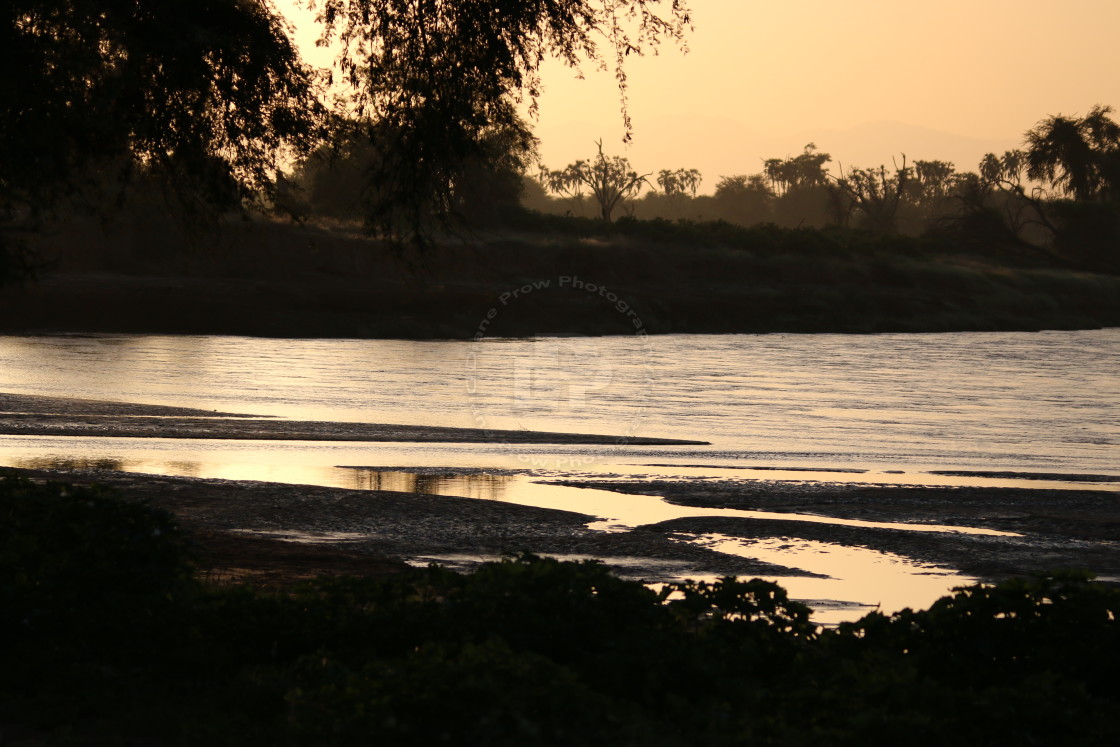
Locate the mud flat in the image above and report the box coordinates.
[549,478,1120,580]
[4,391,1117,587]
[1,467,805,586]
[5,462,1119,590]
[0,392,707,445]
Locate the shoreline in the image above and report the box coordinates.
[5,216,1120,339]
[0,392,708,445]
[5,464,1119,591]
[0,467,809,585]
[3,269,1118,340]
[3,392,1118,591]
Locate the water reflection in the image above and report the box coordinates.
[0,446,1007,623]
[1,330,1117,476]
[342,468,517,500]
[675,534,973,626]
[12,456,127,472]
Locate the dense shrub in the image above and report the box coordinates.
[2,474,1118,745]
[0,474,192,640]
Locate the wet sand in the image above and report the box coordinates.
[2,467,808,586]
[550,479,1120,579]
[0,392,707,445]
[4,391,1118,587]
[3,463,1118,589]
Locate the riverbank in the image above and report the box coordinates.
[551,478,1120,580]
[8,473,1119,747]
[4,391,1118,588]
[6,463,1119,591]
[0,392,707,445]
[2,467,808,585]
[4,215,1119,338]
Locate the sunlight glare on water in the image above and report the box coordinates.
[1,330,1114,622]
[0,329,1116,476]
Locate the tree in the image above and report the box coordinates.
[653,167,701,218]
[762,144,831,196]
[312,0,691,243]
[657,169,703,198]
[2,0,323,216]
[912,160,957,207]
[831,157,912,233]
[540,141,651,222]
[712,174,773,225]
[292,112,537,227]
[1,0,325,284]
[2,0,691,278]
[1025,104,1120,201]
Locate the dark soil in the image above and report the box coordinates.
[550,478,1120,579]
[0,392,706,445]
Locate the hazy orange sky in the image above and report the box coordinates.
[280,0,1119,191]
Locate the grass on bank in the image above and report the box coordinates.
[12,211,1120,338]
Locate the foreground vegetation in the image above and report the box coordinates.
[4,474,1120,745]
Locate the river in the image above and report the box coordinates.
[1,329,1117,622]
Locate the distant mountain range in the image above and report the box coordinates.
[536,117,1017,193]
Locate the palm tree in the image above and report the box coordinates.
[1025,105,1120,201]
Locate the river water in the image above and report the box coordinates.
[1,329,1117,622]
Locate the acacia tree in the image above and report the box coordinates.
[311,0,691,242]
[540,141,651,222]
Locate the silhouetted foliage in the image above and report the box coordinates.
[940,107,1120,270]
[0,475,192,643]
[541,140,652,222]
[1,0,326,285]
[290,113,537,228]
[763,143,831,195]
[5,475,1120,744]
[656,168,702,198]
[1,0,323,215]
[312,0,691,244]
[832,157,912,233]
[1026,104,1120,201]
[712,174,774,223]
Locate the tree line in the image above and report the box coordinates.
[5,3,1117,275]
[527,105,1120,270]
[0,0,691,281]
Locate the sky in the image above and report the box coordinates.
[279,0,1120,191]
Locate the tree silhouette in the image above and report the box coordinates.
[832,157,912,233]
[2,0,323,216]
[912,160,957,207]
[655,168,701,216]
[313,0,691,243]
[657,169,703,198]
[763,144,831,196]
[541,141,651,222]
[2,0,691,275]
[1,0,325,284]
[1025,105,1120,201]
[713,174,773,224]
